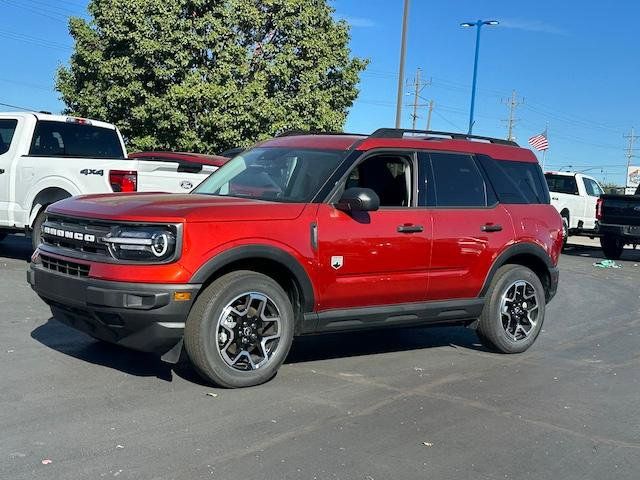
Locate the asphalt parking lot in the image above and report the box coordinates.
[1,234,639,480]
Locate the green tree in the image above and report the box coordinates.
[56,0,368,153]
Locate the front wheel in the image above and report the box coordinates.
[477,265,546,354]
[600,236,624,260]
[184,271,294,388]
[561,216,569,249]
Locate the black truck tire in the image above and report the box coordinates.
[600,236,624,260]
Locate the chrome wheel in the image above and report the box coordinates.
[500,280,540,342]
[216,292,281,371]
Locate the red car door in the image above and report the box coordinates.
[421,151,514,300]
[315,152,432,311]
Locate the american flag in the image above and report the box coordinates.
[528,132,549,151]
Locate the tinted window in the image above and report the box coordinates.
[429,153,488,207]
[194,147,348,202]
[29,121,124,158]
[0,119,17,155]
[345,155,412,207]
[545,173,579,195]
[583,177,603,197]
[479,156,549,204]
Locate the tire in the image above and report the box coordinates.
[600,236,623,260]
[31,209,47,250]
[477,264,546,354]
[184,270,295,388]
[561,216,569,250]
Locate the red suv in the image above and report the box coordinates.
[28,129,562,388]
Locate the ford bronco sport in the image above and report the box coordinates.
[28,129,562,388]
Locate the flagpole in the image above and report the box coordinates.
[542,122,549,171]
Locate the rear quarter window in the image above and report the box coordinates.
[478,156,550,204]
[0,119,18,155]
[29,120,124,158]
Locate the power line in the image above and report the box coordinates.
[0,101,38,111]
[0,29,72,51]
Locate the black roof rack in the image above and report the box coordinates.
[275,130,366,138]
[369,128,518,146]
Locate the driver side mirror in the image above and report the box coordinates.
[335,188,380,212]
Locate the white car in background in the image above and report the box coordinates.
[0,112,220,248]
[544,171,604,245]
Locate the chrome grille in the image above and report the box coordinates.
[40,254,90,277]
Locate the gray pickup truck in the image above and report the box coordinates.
[597,185,640,259]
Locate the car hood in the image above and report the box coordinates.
[47,193,307,223]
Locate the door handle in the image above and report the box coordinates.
[397,224,424,233]
[0,169,4,174]
[481,224,503,232]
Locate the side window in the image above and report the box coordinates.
[583,178,603,197]
[479,156,549,204]
[345,154,413,207]
[429,153,488,207]
[0,119,18,155]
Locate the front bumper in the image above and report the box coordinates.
[28,265,201,354]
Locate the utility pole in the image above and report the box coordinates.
[624,127,638,191]
[395,0,411,128]
[426,100,434,130]
[408,68,431,129]
[502,90,523,141]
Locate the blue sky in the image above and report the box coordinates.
[1,0,639,184]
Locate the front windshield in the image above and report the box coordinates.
[193,147,349,202]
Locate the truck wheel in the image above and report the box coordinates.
[561,216,569,249]
[184,270,295,388]
[477,265,545,354]
[600,236,624,260]
[31,209,47,250]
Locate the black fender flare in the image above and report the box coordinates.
[190,245,315,312]
[479,242,554,298]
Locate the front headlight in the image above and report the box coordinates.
[103,226,177,262]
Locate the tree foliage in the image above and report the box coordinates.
[56,0,368,153]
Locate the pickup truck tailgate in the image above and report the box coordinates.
[600,194,640,226]
[135,161,217,192]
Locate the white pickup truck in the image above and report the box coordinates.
[0,112,219,248]
[544,171,604,245]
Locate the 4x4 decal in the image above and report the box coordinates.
[80,169,104,176]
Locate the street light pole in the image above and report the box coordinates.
[395,0,410,128]
[461,19,498,134]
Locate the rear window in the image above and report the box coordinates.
[29,120,124,158]
[478,156,550,204]
[0,119,17,155]
[544,173,578,195]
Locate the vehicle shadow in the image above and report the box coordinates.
[31,318,485,385]
[0,234,32,262]
[562,242,640,262]
[30,318,208,386]
[286,324,485,364]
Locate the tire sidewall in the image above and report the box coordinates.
[186,272,294,388]
[483,266,546,353]
[31,209,46,250]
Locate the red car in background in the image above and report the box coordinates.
[128,151,231,172]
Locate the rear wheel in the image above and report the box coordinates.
[184,271,295,388]
[477,265,546,354]
[31,209,47,250]
[600,236,624,260]
[561,216,569,249]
